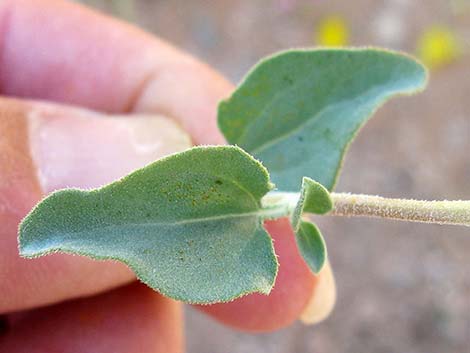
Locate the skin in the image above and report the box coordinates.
[0,0,331,351]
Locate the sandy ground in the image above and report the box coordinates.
[78,1,470,352]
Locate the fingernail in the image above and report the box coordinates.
[28,104,192,193]
[299,260,336,325]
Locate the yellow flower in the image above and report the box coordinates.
[416,26,460,70]
[316,16,349,47]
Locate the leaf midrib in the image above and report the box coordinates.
[38,209,279,244]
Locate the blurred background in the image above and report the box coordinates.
[76,1,470,352]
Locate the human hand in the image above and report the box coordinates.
[0,1,335,351]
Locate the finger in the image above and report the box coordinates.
[1,283,183,353]
[0,97,191,313]
[0,0,232,144]
[197,218,317,332]
[299,260,336,325]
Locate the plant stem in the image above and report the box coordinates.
[262,191,470,226]
[329,193,470,227]
[261,192,299,219]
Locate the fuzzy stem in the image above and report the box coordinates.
[330,193,470,227]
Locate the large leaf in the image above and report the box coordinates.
[218,48,427,191]
[19,146,278,304]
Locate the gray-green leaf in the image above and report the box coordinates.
[295,221,327,274]
[218,48,427,191]
[19,146,278,304]
[292,177,333,228]
[291,177,332,273]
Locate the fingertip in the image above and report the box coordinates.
[300,259,336,325]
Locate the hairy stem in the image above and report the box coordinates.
[330,193,470,227]
[261,192,299,219]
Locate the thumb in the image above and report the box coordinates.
[0,97,191,313]
[28,100,191,192]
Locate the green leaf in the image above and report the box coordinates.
[292,177,333,228]
[295,221,327,274]
[290,177,332,274]
[19,146,279,304]
[218,48,427,191]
